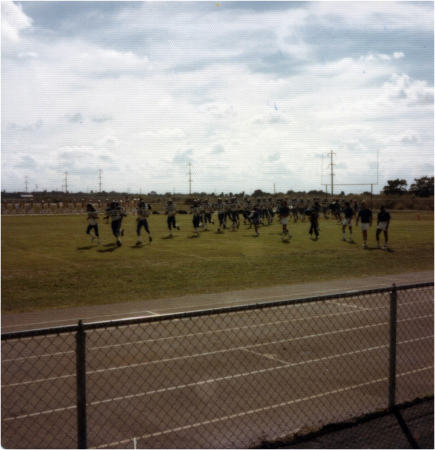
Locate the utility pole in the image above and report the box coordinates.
[328,151,336,198]
[24,176,29,193]
[98,169,103,193]
[64,172,68,193]
[188,163,193,195]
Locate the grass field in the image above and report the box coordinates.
[1,210,433,314]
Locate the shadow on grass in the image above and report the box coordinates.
[161,235,178,240]
[187,234,200,239]
[130,243,151,249]
[76,245,95,251]
[97,243,119,253]
[365,246,395,252]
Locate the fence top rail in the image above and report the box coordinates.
[2,282,433,341]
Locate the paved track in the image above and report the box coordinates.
[2,270,433,333]
[1,271,433,448]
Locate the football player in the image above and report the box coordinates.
[214,198,227,232]
[164,200,180,237]
[104,201,126,247]
[86,203,100,245]
[278,199,291,241]
[202,199,214,231]
[190,199,202,236]
[342,201,355,242]
[242,196,252,227]
[229,197,240,230]
[136,200,152,245]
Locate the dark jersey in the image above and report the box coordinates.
[358,208,372,223]
[378,210,391,222]
[278,206,290,216]
[344,207,354,219]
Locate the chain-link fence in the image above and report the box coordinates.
[2,283,433,449]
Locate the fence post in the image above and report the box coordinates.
[389,284,397,411]
[76,320,87,449]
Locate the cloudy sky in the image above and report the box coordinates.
[2,1,433,195]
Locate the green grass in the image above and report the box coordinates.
[1,211,433,313]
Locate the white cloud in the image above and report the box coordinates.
[393,52,405,59]
[200,103,237,119]
[1,2,433,194]
[1,2,32,42]
[383,74,434,106]
[311,2,433,32]
[385,130,421,144]
[252,111,290,125]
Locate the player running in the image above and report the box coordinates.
[202,199,214,231]
[249,206,260,236]
[86,203,101,245]
[229,197,240,230]
[278,199,291,241]
[104,201,126,247]
[136,200,152,245]
[190,199,202,236]
[214,198,227,232]
[164,200,180,237]
[242,196,252,227]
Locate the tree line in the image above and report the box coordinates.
[382,176,434,197]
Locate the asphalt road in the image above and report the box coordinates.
[1,271,433,449]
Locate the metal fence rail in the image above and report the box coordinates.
[2,283,433,449]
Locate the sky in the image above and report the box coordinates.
[1,1,434,195]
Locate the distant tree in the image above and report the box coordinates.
[409,176,434,197]
[307,190,327,196]
[252,189,267,197]
[382,179,408,195]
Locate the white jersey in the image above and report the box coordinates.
[203,203,213,214]
[137,205,151,220]
[190,205,202,216]
[214,202,226,214]
[230,201,239,212]
[165,204,177,217]
[87,210,98,226]
[106,207,124,221]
